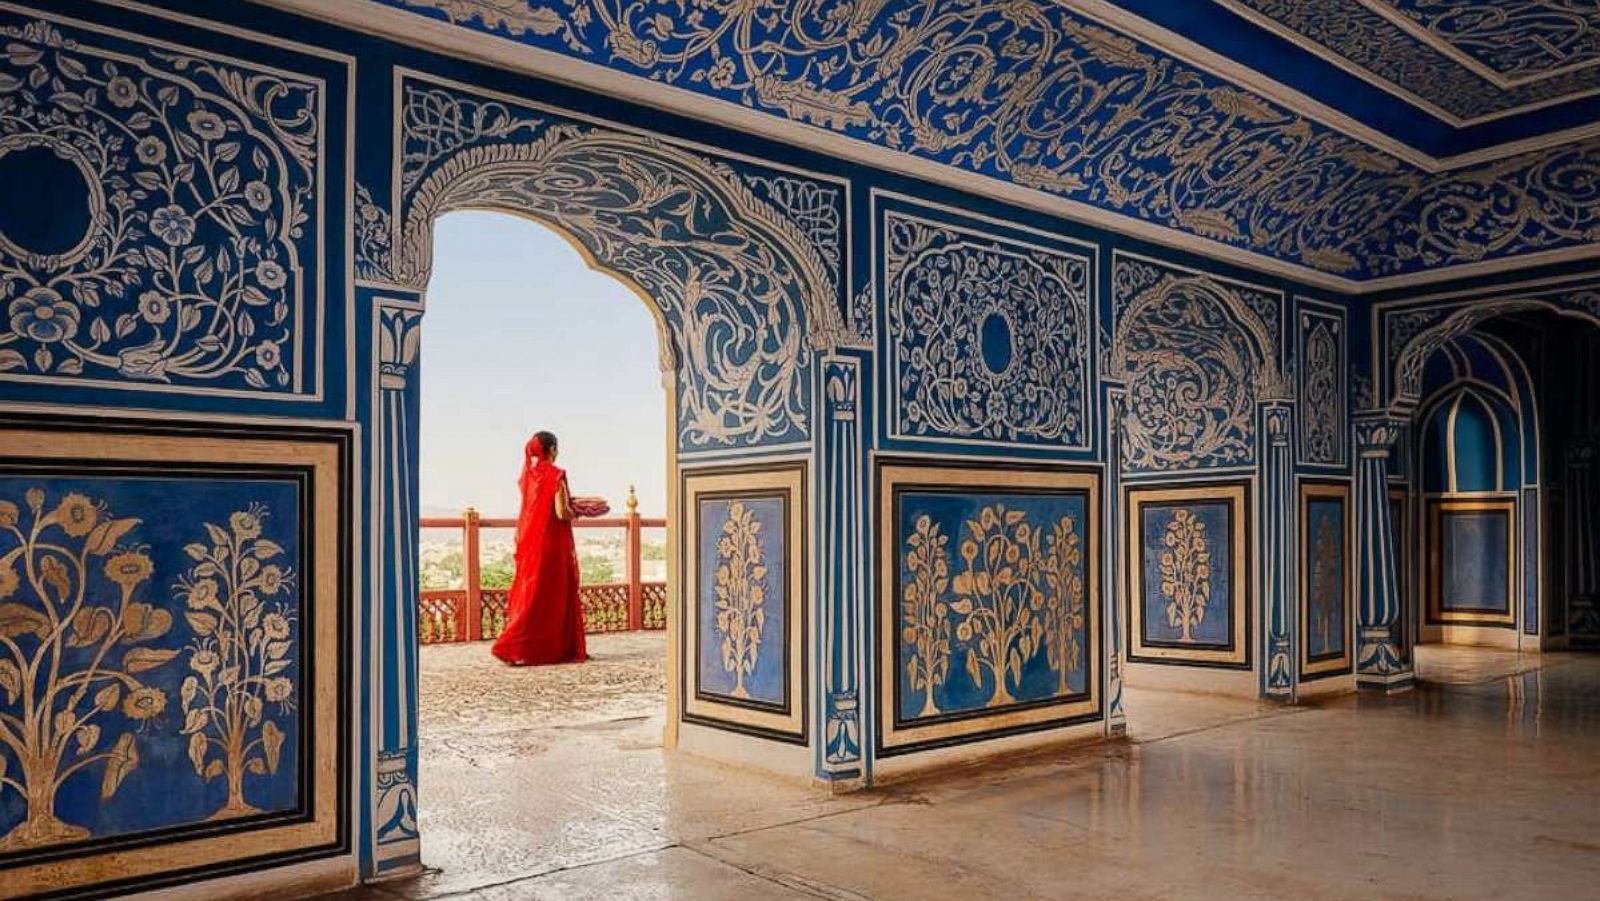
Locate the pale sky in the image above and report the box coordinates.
[419,212,668,518]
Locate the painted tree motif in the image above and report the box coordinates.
[1311,516,1339,655]
[0,489,176,850]
[1159,509,1213,642]
[951,505,1046,708]
[900,514,953,718]
[177,504,296,820]
[1038,515,1086,696]
[712,501,767,698]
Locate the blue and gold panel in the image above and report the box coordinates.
[876,462,1099,756]
[1300,481,1352,679]
[1125,483,1250,669]
[0,419,347,898]
[878,198,1095,453]
[1296,302,1346,468]
[682,465,806,743]
[1427,497,1517,628]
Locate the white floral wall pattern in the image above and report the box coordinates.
[1110,255,1283,472]
[883,209,1093,449]
[377,0,1600,280]
[1298,308,1345,466]
[0,16,321,396]
[397,78,845,451]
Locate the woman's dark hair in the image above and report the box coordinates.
[534,430,559,456]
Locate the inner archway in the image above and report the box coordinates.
[414,211,673,891]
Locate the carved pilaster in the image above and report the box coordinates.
[1261,403,1295,698]
[1354,413,1409,685]
[1104,388,1127,733]
[819,357,864,777]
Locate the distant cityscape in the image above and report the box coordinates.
[420,526,667,590]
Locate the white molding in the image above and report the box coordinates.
[1218,0,1600,130]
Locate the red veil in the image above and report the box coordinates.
[490,434,587,665]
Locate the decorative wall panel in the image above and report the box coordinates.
[0,420,347,898]
[1125,482,1250,669]
[1110,254,1283,473]
[877,462,1099,756]
[880,202,1094,451]
[1389,488,1410,664]
[1427,497,1517,627]
[1297,303,1346,467]
[681,465,806,743]
[375,0,1600,280]
[0,9,327,401]
[397,73,849,454]
[1301,481,1352,679]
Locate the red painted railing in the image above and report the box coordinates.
[418,489,666,644]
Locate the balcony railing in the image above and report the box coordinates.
[418,489,666,644]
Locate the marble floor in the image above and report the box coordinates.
[336,638,1600,900]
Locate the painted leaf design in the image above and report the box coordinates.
[188,731,208,774]
[124,646,179,673]
[0,659,21,703]
[246,757,268,775]
[67,607,113,648]
[205,758,224,781]
[95,682,121,712]
[100,733,138,800]
[84,517,141,556]
[186,611,219,636]
[75,724,100,756]
[262,719,284,773]
[183,707,209,734]
[0,602,49,638]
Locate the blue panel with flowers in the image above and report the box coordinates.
[894,489,1091,722]
[695,495,788,707]
[0,471,304,855]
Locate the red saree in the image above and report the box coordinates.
[491,435,587,666]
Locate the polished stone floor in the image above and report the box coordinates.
[337,638,1600,900]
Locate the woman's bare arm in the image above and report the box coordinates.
[554,477,573,521]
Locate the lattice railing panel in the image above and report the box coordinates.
[480,589,509,641]
[642,582,667,630]
[419,591,466,645]
[581,583,630,633]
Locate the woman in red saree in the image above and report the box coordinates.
[491,431,587,666]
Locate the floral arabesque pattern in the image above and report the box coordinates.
[885,214,1091,448]
[1111,259,1282,472]
[0,18,319,393]
[899,513,952,718]
[398,81,836,450]
[1158,509,1213,644]
[0,488,177,850]
[1300,314,1343,465]
[176,504,296,821]
[381,0,1600,279]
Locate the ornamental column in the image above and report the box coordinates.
[1104,387,1127,733]
[1261,403,1296,699]
[1354,413,1409,687]
[817,356,865,780]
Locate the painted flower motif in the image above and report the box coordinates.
[258,564,284,596]
[230,510,261,540]
[262,611,290,641]
[137,290,170,325]
[244,181,272,211]
[0,500,18,528]
[135,136,166,166]
[190,649,220,677]
[255,260,287,290]
[150,204,196,246]
[0,565,18,600]
[106,75,139,108]
[186,109,227,140]
[53,493,98,537]
[8,287,80,344]
[187,578,219,608]
[255,340,281,370]
[263,677,293,703]
[122,686,167,720]
[706,56,737,89]
[104,551,154,591]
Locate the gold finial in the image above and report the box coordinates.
[626,484,639,515]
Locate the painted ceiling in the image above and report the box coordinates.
[349,0,1600,284]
